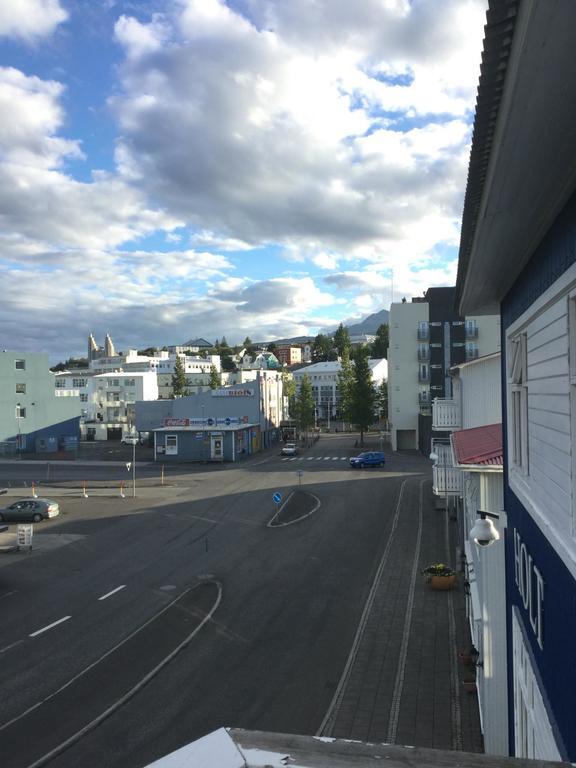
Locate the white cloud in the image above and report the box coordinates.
[0,0,67,42]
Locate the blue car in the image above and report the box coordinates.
[349,451,386,468]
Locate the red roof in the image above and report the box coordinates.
[452,423,503,466]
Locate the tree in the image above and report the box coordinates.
[351,348,376,445]
[267,342,277,354]
[137,347,158,356]
[281,371,297,417]
[220,336,229,349]
[337,347,354,426]
[221,353,236,372]
[312,333,333,362]
[371,323,389,359]
[50,356,89,372]
[295,374,315,439]
[334,323,351,357]
[171,355,188,397]
[376,379,388,424]
[209,365,220,389]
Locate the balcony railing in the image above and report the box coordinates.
[465,325,479,339]
[418,370,430,383]
[432,464,462,496]
[432,398,461,430]
[418,392,430,405]
[466,347,479,361]
[417,327,429,341]
[417,349,430,362]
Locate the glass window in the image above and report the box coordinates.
[15,359,25,370]
[15,383,26,394]
[15,405,26,418]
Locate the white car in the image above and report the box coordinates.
[281,442,299,456]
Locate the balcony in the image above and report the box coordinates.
[417,326,429,341]
[418,391,430,405]
[465,324,479,339]
[432,398,461,430]
[418,369,430,384]
[417,348,430,362]
[466,347,479,361]
[432,464,462,496]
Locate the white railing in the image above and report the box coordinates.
[432,464,462,496]
[432,398,461,430]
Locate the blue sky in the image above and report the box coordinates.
[0,0,488,359]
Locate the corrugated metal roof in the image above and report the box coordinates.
[452,423,503,466]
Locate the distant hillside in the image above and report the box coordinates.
[322,308,389,336]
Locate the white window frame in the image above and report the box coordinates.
[508,332,529,475]
[15,359,25,370]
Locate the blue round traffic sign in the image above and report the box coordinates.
[273,492,282,504]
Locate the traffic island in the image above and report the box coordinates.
[268,490,320,527]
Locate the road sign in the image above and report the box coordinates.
[17,524,33,550]
[273,492,282,504]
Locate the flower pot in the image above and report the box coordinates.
[429,574,457,591]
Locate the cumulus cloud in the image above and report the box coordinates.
[0,0,67,42]
[111,0,486,251]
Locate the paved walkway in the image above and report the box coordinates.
[318,468,483,753]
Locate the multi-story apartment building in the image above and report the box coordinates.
[0,351,80,454]
[388,287,500,451]
[274,346,302,367]
[292,359,388,423]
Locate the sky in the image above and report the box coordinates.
[0,0,488,360]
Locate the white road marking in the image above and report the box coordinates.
[307,457,314,461]
[0,639,24,656]
[340,457,348,460]
[323,457,331,460]
[316,457,323,461]
[0,590,18,601]
[98,585,126,601]
[332,457,339,460]
[29,616,71,637]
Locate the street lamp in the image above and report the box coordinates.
[125,436,138,497]
[16,402,22,458]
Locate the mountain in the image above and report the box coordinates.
[322,308,389,336]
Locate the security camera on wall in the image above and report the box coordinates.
[470,513,500,548]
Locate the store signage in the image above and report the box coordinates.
[164,417,190,427]
[211,389,254,397]
[513,529,544,650]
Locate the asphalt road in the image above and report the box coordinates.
[0,434,424,768]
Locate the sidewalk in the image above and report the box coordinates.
[319,465,483,753]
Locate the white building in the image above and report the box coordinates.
[388,287,500,452]
[293,359,388,422]
[431,353,507,755]
[84,371,158,440]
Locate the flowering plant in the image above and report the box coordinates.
[421,563,455,578]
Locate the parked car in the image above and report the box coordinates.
[281,442,299,456]
[349,451,386,468]
[0,498,60,523]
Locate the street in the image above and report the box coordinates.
[0,435,471,768]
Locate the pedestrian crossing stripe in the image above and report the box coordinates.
[281,456,350,462]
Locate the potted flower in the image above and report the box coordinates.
[421,563,457,591]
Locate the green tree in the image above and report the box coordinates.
[337,347,354,426]
[334,323,351,357]
[220,336,229,349]
[171,355,188,397]
[351,348,376,445]
[296,374,315,439]
[209,365,220,389]
[281,371,297,417]
[137,347,158,357]
[376,379,388,424]
[267,342,277,354]
[50,356,89,372]
[371,323,389,359]
[221,352,236,372]
[312,333,333,362]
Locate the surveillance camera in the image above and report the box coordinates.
[470,517,500,548]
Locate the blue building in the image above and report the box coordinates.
[456,0,576,760]
[0,351,80,454]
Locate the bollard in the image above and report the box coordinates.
[161,464,165,486]
[32,481,38,498]
[120,481,125,498]
[82,480,88,498]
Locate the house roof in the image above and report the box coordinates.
[452,423,502,466]
[182,338,213,347]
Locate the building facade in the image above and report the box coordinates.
[455,1,576,760]
[275,346,302,367]
[0,351,80,454]
[388,288,500,452]
[292,359,388,423]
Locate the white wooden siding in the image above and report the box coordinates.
[509,296,574,541]
[459,356,502,429]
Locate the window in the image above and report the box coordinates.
[80,394,88,402]
[15,359,25,370]
[72,378,87,388]
[55,380,66,388]
[124,378,136,387]
[15,383,26,394]
[15,405,26,418]
[509,332,528,472]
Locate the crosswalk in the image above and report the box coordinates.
[281,456,349,462]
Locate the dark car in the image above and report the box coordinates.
[349,451,386,468]
[0,498,60,523]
